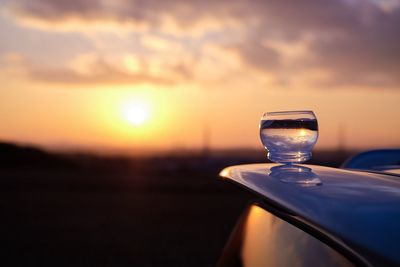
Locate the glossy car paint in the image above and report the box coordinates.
[220,163,400,267]
[341,149,400,171]
[218,204,355,267]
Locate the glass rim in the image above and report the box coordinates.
[264,110,315,116]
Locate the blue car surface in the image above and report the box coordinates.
[218,160,400,267]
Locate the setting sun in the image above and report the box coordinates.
[122,101,150,126]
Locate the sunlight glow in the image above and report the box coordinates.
[299,129,307,137]
[122,101,150,126]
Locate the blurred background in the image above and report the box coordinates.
[0,0,399,266]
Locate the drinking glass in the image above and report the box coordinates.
[259,110,318,164]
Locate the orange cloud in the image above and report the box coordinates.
[0,53,191,86]
[1,0,400,89]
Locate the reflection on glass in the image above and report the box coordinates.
[239,205,354,267]
[269,164,322,186]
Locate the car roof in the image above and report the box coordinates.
[220,163,400,266]
[341,149,400,170]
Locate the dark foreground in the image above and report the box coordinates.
[0,143,353,266]
[0,169,252,267]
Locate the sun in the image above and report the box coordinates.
[122,101,150,126]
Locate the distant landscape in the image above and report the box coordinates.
[0,142,358,266]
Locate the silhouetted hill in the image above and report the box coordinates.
[0,142,75,170]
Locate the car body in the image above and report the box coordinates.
[341,149,400,175]
[218,160,400,267]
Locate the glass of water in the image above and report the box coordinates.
[259,110,318,164]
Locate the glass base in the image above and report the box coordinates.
[268,151,312,164]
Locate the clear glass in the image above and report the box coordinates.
[259,110,318,164]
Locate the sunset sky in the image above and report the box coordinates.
[0,0,399,154]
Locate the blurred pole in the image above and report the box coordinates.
[202,122,211,158]
[338,123,346,156]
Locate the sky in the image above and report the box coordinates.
[0,0,399,154]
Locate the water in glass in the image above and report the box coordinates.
[260,111,318,163]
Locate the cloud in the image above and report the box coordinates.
[28,64,175,86]
[308,5,400,88]
[227,0,400,89]
[0,52,191,86]
[1,0,240,35]
[140,35,182,51]
[1,0,400,89]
